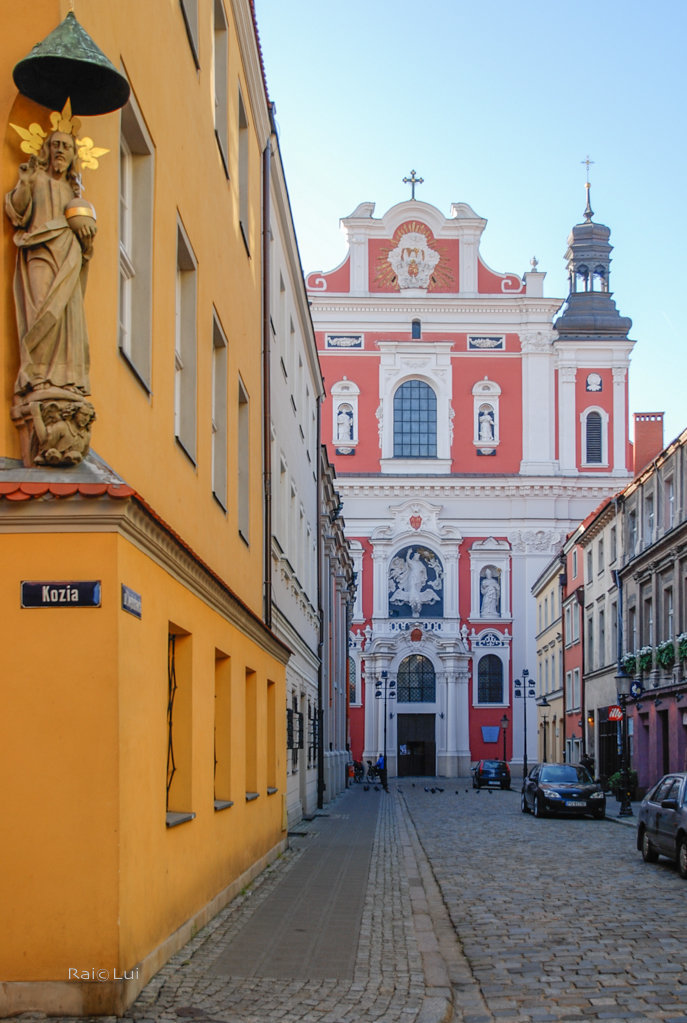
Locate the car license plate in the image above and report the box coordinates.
[565,800,586,807]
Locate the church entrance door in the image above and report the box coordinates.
[397,714,436,776]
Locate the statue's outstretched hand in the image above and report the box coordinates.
[17,155,38,182]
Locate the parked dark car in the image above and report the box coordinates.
[521,762,606,818]
[472,759,511,789]
[636,772,687,878]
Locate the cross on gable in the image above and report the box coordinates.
[402,169,424,200]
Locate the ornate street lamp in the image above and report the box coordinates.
[514,668,536,778]
[615,665,634,818]
[374,670,396,790]
[500,714,509,761]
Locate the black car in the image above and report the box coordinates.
[636,772,687,878]
[472,759,511,789]
[521,762,606,818]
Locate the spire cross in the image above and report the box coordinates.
[403,169,424,200]
[581,154,595,184]
[581,155,595,222]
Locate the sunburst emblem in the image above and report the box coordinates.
[375,220,454,291]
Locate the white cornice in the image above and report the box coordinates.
[309,298,564,318]
[332,476,627,502]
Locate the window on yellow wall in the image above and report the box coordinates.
[214,650,232,810]
[267,680,277,793]
[119,95,154,389]
[166,626,195,827]
[180,0,200,68]
[238,88,249,252]
[213,0,229,173]
[175,221,197,462]
[245,668,258,798]
[238,378,250,542]
[212,314,228,509]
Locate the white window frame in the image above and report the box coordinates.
[119,93,154,389]
[175,220,197,462]
[212,313,228,509]
[580,406,609,467]
[213,0,229,173]
[378,342,453,473]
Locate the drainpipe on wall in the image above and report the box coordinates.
[317,428,325,810]
[261,134,272,629]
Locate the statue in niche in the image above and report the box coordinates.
[389,546,443,617]
[336,404,354,441]
[480,567,501,617]
[478,405,495,442]
[6,102,108,467]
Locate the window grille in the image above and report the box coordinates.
[393,380,437,458]
[477,654,503,703]
[397,654,436,702]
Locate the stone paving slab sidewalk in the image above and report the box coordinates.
[8,785,476,1023]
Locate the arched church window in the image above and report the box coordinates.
[393,380,437,458]
[477,655,503,703]
[411,318,422,339]
[585,411,602,463]
[397,654,436,703]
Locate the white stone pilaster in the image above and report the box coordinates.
[349,232,368,295]
[558,364,578,473]
[520,330,557,473]
[612,366,628,475]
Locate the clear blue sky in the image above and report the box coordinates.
[254,0,687,447]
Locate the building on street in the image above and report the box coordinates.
[308,187,636,777]
[619,422,687,789]
[0,1,329,1014]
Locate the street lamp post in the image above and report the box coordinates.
[615,665,634,818]
[500,714,509,761]
[514,668,536,779]
[374,670,396,791]
[537,696,550,762]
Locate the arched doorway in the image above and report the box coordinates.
[396,654,436,776]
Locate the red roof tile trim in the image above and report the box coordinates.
[0,482,134,500]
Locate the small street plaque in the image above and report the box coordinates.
[121,584,142,618]
[21,580,101,608]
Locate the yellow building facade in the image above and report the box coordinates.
[0,1,288,1014]
[531,555,565,765]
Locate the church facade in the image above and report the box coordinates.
[308,192,635,777]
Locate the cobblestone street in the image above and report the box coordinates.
[14,782,687,1023]
[403,781,687,1023]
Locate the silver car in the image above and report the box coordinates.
[636,772,687,879]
